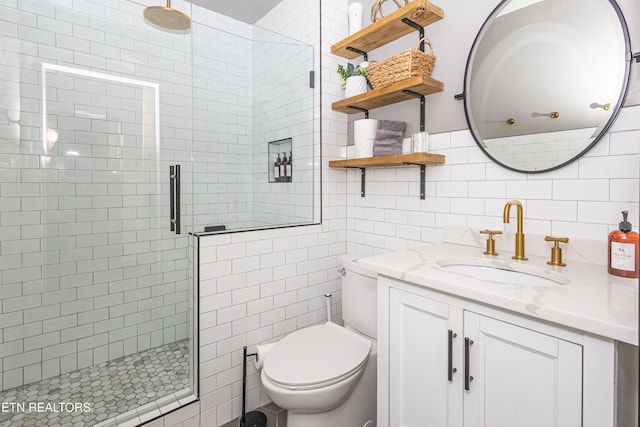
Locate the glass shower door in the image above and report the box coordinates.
[0,61,196,426]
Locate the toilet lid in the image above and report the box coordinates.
[263,322,371,389]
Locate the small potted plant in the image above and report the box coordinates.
[338,61,370,98]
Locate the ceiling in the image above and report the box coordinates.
[189,0,284,24]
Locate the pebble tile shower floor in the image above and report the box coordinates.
[0,340,190,427]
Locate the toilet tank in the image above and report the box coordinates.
[339,254,377,339]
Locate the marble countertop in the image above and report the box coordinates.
[358,227,638,345]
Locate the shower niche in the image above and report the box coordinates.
[269,138,293,183]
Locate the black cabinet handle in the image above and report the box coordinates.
[464,337,474,390]
[169,165,181,234]
[448,330,457,382]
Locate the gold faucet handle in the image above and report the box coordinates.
[480,229,502,256]
[544,236,569,266]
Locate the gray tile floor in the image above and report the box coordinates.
[0,340,190,427]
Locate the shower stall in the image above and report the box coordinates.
[0,0,317,425]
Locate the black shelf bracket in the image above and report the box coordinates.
[419,96,425,132]
[402,89,423,98]
[344,167,367,197]
[634,52,640,63]
[346,167,367,197]
[419,165,425,199]
[349,163,429,199]
[403,90,426,131]
[347,106,369,118]
[404,163,427,199]
[346,46,368,61]
[401,18,425,50]
[454,93,464,101]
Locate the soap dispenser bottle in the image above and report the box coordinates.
[608,210,639,278]
[273,153,281,182]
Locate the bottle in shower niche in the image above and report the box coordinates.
[281,152,288,182]
[273,153,281,182]
[608,210,639,278]
[286,151,292,182]
[278,152,286,182]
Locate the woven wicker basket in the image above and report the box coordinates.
[366,38,436,90]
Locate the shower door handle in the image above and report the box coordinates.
[170,166,175,232]
[175,164,181,234]
[169,164,181,234]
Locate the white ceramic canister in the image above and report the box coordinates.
[354,119,378,158]
[348,2,364,35]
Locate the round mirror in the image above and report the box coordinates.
[464,0,631,173]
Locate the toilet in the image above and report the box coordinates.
[260,254,378,427]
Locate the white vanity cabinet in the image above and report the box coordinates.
[463,311,582,427]
[379,276,616,427]
[388,287,463,427]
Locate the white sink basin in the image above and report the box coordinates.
[436,258,569,286]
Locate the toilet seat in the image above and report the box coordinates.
[263,322,371,391]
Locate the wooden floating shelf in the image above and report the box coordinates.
[332,75,444,114]
[331,0,444,59]
[329,0,446,201]
[330,153,445,199]
[329,152,445,168]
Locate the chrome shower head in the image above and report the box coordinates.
[144,0,191,31]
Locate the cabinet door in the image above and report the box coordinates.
[388,288,463,427]
[463,311,582,427]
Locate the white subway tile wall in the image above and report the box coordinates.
[190,6,316,231]
[251,20,316,227]
[346,114,639,257]
[190,10,254,230]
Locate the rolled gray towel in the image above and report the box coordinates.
[373,120,406,156]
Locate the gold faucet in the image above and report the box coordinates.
[503,200,528,261]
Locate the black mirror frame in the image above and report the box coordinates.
[462,0,632,174]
